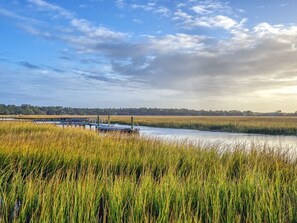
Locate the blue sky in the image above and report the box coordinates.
[1,0,297,111]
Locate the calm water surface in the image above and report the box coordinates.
[115,124,297,150]
[34,121,297,150]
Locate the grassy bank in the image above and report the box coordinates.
[110,116,297,136]
[0,122,297,222]
[3,115,297,135]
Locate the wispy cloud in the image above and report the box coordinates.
[0,8,38,23]
[130,3,171,17]
[171,0,242,30]
[69,18,128,40]
[115,0,125,8]
[192,1,227,14]
[0,0,130,57]
[280,3,289,7]
[173,11,238,30]
[147,34,208,54]
[28,0,73,18]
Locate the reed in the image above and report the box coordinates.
[110,116,297,135]
[0,122,297,222]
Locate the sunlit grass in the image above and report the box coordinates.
[0,122,297,222]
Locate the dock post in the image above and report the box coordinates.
[108,115,111,126]
[96,115,100,132]
[131,116,134,130]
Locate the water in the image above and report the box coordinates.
[34,121,297,150]
[114,124,297,150]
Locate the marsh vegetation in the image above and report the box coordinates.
[0,122,297,222]
[111,116,297,136]
[3,115,297,135]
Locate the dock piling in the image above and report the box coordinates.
[131,116,134,130]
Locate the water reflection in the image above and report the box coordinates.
[115,124,297,150]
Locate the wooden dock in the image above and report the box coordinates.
[97,124,139,134]
[29,116,140,134]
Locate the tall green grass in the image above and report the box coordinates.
[0,122,297,222]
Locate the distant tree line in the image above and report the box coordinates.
[0,104,296,116]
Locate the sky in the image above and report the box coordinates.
[0,0,297,112]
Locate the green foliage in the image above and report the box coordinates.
[0,122,297,222]
[1,104,296,116]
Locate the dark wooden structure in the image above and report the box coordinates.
[30,116,140,134]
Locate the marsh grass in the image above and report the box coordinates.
[110,116,297,136]
[0,122,297,222]
[5,115,297,135]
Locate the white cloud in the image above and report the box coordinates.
[155,6,171,17]
[177,3,186,8]
[79,4,88,8]
[115,0,125,8]
[28,0,73,18]
[280,3,289,7]
[130,3,171,17]
[192,5,210,14]
[0,8,38,23]
[131,3,154,11]
[21,25,53,38]
[212,15,237,29]
[70,18,127,40]
[254,23,297,38]
[173,11,237,30]
[108,20,297,111]
[147,34,207,54]
[171,0,243,30]
[172,10,192,22]
[132,18,142,24]
[191,1,226,15]
[7,0,130,54]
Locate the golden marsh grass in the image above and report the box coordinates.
[111,116,297,135]
[0,122,297,222]
[4,115,297,135]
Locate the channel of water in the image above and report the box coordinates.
[114,124,297,150]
